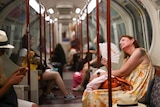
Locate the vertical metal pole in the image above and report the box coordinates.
[77,21,80,51]
[96,0,100,68]
[80,20,83,59]
[86,5,90,70]
[43,11,47,63]
[52,22,55,52]
[39,2,43,71]
[106,0,112,107]
[49,22,51,58]
[26,0,31,101]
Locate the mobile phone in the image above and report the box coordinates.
[19,70,27,75]
[19,67,28,75]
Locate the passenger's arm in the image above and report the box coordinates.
[111,48,146,77]
[89,56,97,65]
[83,49,97,54]
[0,67,27,98]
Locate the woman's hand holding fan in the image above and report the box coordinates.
[99,43,120,63]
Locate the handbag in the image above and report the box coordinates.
[72,71,82,88]
[101,76,133,91]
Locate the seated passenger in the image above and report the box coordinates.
[0,30,38,107]
[68,34,79,66]
[18,49,39,70]
[18,34,76,100]
[70,37,94,71]
[49,43,67,79]
[42,69,76,100]
[73,36,105,91]
[82,35,155,107]
[17,34,41,70]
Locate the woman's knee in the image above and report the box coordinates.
[32,103,39,107]
[43,70,60,80]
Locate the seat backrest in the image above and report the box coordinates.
[139,66,160,106]
[140,78,155,105]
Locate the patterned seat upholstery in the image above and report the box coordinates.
[150,75,160,107]
[142,66,160,107]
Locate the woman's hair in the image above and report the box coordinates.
[120,35,140,58]
[99,36,105,43]
[21,34,33,48]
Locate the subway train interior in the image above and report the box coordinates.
[0,0,160,107]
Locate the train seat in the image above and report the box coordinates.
[140,66,160,107]
[13,85,29,99]
[16,70,39,104]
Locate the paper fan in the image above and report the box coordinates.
[99,43,120,63]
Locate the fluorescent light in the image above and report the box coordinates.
[72,18,77,21]
[48,8,54,14]
[50,19,53,23]
[29,0,45,14]
[80,12,86,20]
[88,0,101,14]
[75,8,81,14]
[54,18,58,22]
[45,16,50,21]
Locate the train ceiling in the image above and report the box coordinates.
[1,0,160,25]
[41,0,87,25]
[0,0,87,25]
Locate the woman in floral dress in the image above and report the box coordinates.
[82,35,155,107]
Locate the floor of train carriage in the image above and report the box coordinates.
[39,66,83,107]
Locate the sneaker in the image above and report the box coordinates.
[64,93,77,101]
[72,85,84,91]
[44,92,57,99]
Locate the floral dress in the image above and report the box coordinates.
[82,63,155,107]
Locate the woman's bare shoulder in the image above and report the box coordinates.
[134,48,146,57]
[134,48,150,64]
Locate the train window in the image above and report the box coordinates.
[0,1,41,65]
[1,1,26,63]
[113,0,152,51]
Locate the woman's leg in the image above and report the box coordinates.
[43,69,76,100]
[42,70,68,96]
[80,65,88,87]
[46,80,55,94]
[72,64,89,91]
